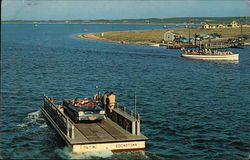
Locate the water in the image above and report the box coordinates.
[1,24,250,159]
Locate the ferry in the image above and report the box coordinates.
[40,91,148,153]
[181,49,239,61]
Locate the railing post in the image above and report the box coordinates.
[72,125,75,139]
[132,121,136,135]
[67,118,69,137]
[116,103,120,111]
[136,120,140,135]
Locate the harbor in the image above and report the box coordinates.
[2,0,250,158]
[2,22,250,159]
[40,94,148,153]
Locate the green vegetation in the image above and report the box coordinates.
[3,17,250,24]
[93,27,250,44]
[95,29,165,43]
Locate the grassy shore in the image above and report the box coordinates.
[78,27,250,45]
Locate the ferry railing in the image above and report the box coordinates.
[113,103,141,135]
[43,96,79,140]
[115,103,140,122]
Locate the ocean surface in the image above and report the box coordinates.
[1,24,250,159]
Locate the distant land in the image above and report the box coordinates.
[2,17,250,25]
[77,27,250,46]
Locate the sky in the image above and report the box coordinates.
[1,0,250,20]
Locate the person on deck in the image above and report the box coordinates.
[108,92,116,112]
[102,91,109,108]
[71,98,78,106]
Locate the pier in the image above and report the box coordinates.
[200,41,244,49]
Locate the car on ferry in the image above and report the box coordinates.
[62,98,106,123]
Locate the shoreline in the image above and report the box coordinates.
[77,33,250,47]
[77,33,120,43]
[77,33,156,46]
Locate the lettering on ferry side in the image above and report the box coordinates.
[115,143,138,149]
[81,145,97,150]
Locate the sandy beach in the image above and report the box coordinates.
[76,33,158,46]
[77,33,122,43]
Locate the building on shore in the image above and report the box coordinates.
[203,23,210,29]
[202,21,240,29]
[203,23,217,29]
[164,31,181,42]
[228,21,240,28]
[217,24,227,28]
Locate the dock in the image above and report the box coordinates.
[200,42,244,49]
[40,95,148,153]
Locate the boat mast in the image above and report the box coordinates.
[188,18,191,44]
[134,92,137,114]
[95,86,99,94]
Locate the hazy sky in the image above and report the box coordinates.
[2,0,250,20]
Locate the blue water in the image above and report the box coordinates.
[1,24,250,159]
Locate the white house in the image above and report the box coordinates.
[229,21,239,28]
[164,31,181,42]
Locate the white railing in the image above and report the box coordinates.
[44,96,80,140]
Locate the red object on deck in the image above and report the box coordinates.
[50,97,54,103]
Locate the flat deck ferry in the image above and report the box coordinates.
[40,91,148,153]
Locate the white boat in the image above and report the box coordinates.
[181,54,239,61]
[149,43,160,47]
[181,49,239,61]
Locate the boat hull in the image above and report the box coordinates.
[181,54,239,61]
[72,141,146,153]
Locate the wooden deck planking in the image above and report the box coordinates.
[97,119,128,140]
[74,118,131,142]
[75,123,115,142]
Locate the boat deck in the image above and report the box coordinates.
[41,105,146,143]
[75,118,146,143]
